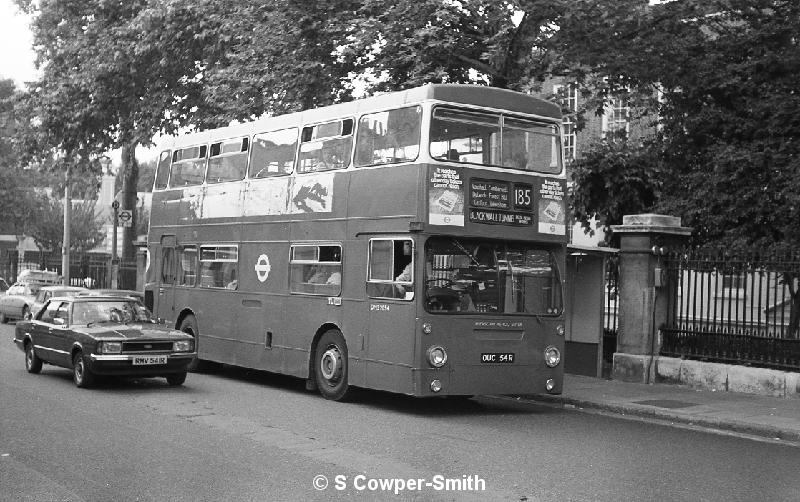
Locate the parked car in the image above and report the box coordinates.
[78,289,144,302]
[13,295,195,388]
[0,282,46,323]
[17,269,60,284]
[31,286,89,319]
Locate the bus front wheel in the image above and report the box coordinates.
[314,329,351,401]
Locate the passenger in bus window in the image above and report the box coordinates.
[326,271,341,285]
[308,266,329,284]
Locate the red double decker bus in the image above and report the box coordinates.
[145,84,567,400]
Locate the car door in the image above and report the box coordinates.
[47,301,75,367]
[30,300,61,364]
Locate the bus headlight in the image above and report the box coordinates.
[555,324,565,336]
[426,345,448,368]
[430,379,442,392]
[422,323,432,335]
[544,346,561,368]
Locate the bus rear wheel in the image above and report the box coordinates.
[314,329,351,401]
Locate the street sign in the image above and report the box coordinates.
[118,209,133,227]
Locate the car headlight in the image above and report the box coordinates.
[544,346,561,368]
[99,341,122,354]
[426,345,448,368]
[173,340,193,352]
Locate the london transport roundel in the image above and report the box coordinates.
[255,254,271,283]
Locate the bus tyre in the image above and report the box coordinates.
[314,329,351,401]
[179,315,202,372]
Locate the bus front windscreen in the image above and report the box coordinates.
[429,107,562,174]
[425,237,563,315]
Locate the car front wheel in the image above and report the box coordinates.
[72,351,95,388]
[25,342,42,374]
[166,372,187,386]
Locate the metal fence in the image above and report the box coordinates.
[4,250,138,291]
[661,249,800,371]
[603,254,620,364]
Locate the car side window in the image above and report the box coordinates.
[54,302,70,325]
[39,302,59,323]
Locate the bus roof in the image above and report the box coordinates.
[158,84,562,151]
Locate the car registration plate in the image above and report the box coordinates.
[132,355,167,365]
[481,353,515,363]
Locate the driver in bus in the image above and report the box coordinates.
[395,241,413,297]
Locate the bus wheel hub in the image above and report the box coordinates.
[320,347,342,381]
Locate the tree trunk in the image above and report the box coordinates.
[120,142,139,261]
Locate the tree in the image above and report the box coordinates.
[14,0,212,260]
[26,196,105,253]
[554,0,800,336]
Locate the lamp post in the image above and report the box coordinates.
[97,156,116,289]
[111,199,119,289]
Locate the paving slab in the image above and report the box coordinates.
[521,374,800,443]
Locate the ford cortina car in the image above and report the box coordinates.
[13,295,195,388]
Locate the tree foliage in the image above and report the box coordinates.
[26,196,105,253]
[557,0,800,253]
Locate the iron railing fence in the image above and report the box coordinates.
[6,250,138,291]
[661,248,800,371]
[603,254,620,364]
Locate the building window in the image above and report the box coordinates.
[554,84,578,162]
[289,244,342,296]
[602,97,629,139]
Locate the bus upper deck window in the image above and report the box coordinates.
[169,145,207,188]
[154,150,171,190]
[249,128,298,178]
[502,118,562,174]
[355,106,421,167]
[297,119,353,173]
[430,108,499,165]
[207,137,248,183]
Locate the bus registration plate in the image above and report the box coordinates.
[132,356,167,365]
[481,353,515,364]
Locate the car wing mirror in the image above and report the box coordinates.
[53,317,66,326]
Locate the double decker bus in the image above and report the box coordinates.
[145,84,567,400]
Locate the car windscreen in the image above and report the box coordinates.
[72,300,154,325]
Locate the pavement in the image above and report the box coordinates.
[522,374,800,444]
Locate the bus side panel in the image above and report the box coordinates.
[347,164,423,220]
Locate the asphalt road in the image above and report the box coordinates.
[1,322,798,502]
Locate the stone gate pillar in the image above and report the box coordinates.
[610,214,692,383]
